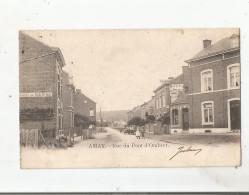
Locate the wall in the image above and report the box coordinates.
[188,50,240,131]
[19,41,57,132]
[154,85,170,119]
[19,32,65,139]
[62,70,74,135]
[73,91,96,122]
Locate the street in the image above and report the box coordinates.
[21,127,241,168]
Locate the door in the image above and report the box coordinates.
[182,108,189,130]
[230,100,241,130]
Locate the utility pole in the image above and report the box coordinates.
[100,107,103,131]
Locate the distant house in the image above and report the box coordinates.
[153,79,172,119]
[19,32,65,139]
[185,34,240,133]
[73,89,96,123]
[140,97,155,120]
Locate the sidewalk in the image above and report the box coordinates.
[145,132,241,146]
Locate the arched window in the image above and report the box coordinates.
[227,64,240,89]
[201,69,213,92]
[201,101,214,125]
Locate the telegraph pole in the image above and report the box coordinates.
[100,107,102,131]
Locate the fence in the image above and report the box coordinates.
[145,123,155,133]
[20,127,93,148]
[20,129,39,147]
[153,122,170,134]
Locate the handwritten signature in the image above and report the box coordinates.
[169,146,202,160]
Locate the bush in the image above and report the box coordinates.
[158,112,170,126]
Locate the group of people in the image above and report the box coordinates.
[135,126,145,139]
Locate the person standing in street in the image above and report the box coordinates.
[136,127,140,139]
[141,126,145,139]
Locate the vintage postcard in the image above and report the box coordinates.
[19,29,241,168]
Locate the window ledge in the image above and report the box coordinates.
[202,123,215,126]
[201,90,214,93]
[228,87,240,90]
[171,125,180,127]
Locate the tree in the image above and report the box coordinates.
[127,116,145,126]
[74,114,91,129]
[158,112,170,126]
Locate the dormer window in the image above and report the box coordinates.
[201,69,213,92]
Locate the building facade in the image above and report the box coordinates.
[169,68,190,134]
[185,34,240,133]
[73,89,96,123]
[62,70,75,137]
[140,97,155,120]
[19,32,65,139]
[153,80,171,119]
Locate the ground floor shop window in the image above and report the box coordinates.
[202,101,214,125]
[172,109,179,126]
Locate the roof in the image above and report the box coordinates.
[153,80,171,93]
[74,89,96,104]
[19,32,65,67]
[185,34,240,63]
[169,74,183,84]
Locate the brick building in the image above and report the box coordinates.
[62,70,75,137]
[185,34,240,133]
[153,80,171,119]
[19,32,65,139]
[140,97,155,120]
[73,89,96,123]
[169,68,190,134]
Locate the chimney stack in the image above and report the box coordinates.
[203,39,212,49]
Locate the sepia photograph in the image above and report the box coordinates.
[19,29,241,168]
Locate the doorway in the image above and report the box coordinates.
[182,108,189,131]
[229,100,241,130]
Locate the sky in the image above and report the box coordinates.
[24,29,239,111]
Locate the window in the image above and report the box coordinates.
[162,93,166,107]
[90,109,94,117]
[201,69,213,92]
[149,107,154,115]
[60,78,62,98]
[57,74,60,98]
[184,86,189,93]
[172,109,179,126]
[202,101,214,124]
[227,64,240,89]
[159,96,161,108]
[156,97,159,109]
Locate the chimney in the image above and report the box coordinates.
[203,39,212,49]
[168,77,174,80]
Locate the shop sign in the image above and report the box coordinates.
[20,92,52,97]
[170,84,183,92]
